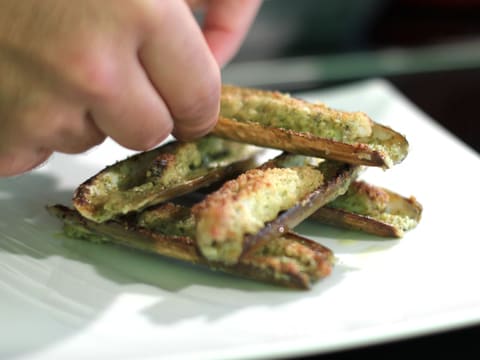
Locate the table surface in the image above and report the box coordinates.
[302,323,480,359]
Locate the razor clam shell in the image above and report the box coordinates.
[47,205,334,289]
[213,117,408,168]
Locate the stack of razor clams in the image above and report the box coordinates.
[48,85,422,289]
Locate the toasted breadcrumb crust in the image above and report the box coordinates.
[318,180,422,236]
[138,203,195,238]
[193,166,324,264]
[248,236,334,281]
[331,181,390,215]
[221,84,373,142]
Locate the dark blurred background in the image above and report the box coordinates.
[223,0,480,152]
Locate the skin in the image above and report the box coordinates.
[0,0,262,177]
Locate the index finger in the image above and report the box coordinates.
[201,0,262,66]
[139,0,221,141]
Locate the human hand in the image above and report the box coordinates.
[0,0,261,177]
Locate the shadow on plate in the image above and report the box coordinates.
[0,164,403,359]
[0,172,355,358]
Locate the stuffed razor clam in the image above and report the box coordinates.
[47,204,334,289]
[215,85,408,168]
[193,154,360,265]
[311,181,423,238]
[73,136,261,223]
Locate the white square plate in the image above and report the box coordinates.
[1,79,479,360]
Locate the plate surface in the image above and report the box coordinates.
[1,79,479,360]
